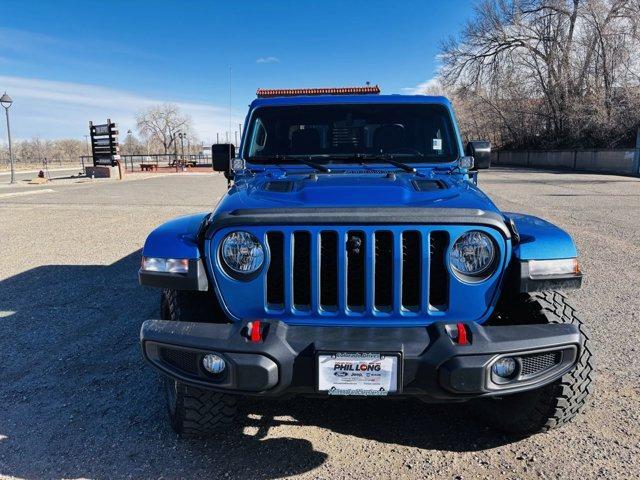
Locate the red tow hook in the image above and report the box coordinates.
[445,322,470,345]
[456,322,469,345]
[249,320,262,343]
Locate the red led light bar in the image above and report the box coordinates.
[256,85,381,98]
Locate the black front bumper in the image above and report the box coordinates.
[140,319,580,400]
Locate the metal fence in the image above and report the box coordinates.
[79,153,213,172]
[492,149,640,176]
[1,157,76,169]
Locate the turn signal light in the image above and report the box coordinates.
[141,257,189,274]
[528,258,580,278]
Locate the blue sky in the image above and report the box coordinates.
[0,0,474,142]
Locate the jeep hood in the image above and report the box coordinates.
[215,172,501,214]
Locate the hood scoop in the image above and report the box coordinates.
[412,180,446,192]
[263,181,294,192]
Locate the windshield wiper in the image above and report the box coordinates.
[250,154,332,173]
[321,153,419,173]
[372,155,418,173]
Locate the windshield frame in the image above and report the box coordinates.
[240,101,463,167]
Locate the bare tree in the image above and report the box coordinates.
[439,0,640,149]
[122,132,145,155]
[136,104,192,154]
[0,137,85,166]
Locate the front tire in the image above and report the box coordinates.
[160,289,239,436]
[164,378,237,437]
[481,291,594,435]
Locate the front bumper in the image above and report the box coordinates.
[140,319,580,400]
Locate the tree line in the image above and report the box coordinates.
[436,0,640,149]
[0,103,199,166]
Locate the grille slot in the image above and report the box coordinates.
[429,231,449,309]
[293,231,311,308]
[320,231,338,309]
[402,231,421,310]
[266,232,285,307]
[346,231,366,310]
[160,348,199,375]
[521,351,561,376]
[374,231,394,311]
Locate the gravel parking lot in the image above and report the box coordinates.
[0,168,638,480]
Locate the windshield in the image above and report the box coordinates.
[244,103,459,164]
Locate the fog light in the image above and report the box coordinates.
[202,353,226,374]
[492,357,517,378]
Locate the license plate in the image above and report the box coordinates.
[317,352,399,396]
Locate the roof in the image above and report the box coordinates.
[249,94,453,109]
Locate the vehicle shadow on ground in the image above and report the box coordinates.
[0,251,518,480]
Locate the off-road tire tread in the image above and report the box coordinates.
[486,291,594,434]
[168,380,238,437]
[163,288,213,323]
[160,289,239,437]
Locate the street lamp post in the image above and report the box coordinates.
[1,93,14,184]
[178,132,185,161]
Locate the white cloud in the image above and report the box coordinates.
[256,56,280,64]
[0,75,241,143]
[401,77,443,95]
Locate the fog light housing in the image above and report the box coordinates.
[492,357,517,378]
[202,353,226,374]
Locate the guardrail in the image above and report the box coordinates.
[492,149,640,176]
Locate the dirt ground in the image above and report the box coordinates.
[0,168,638,479]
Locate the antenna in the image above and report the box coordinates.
[229,66,232,149]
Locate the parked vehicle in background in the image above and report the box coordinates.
[138,87,593,437]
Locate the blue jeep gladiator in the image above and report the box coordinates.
[139,87,592,437]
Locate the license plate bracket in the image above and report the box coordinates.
[316,351,401,396]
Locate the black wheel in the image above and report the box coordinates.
[481,291,594,435]
[160,289,239,436]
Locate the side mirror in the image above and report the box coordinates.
[211,144,236,173]
[465,141,491,169]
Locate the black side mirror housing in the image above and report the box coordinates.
[465,141,491,169]
[211,144,236,173]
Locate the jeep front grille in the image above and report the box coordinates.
[265,228,451,316]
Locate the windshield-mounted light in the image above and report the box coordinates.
[141,257,189,274]
[459,156,474,169]
[528,259,580,278]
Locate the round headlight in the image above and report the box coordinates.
[221,231,264,275]
[450,231,496,278]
